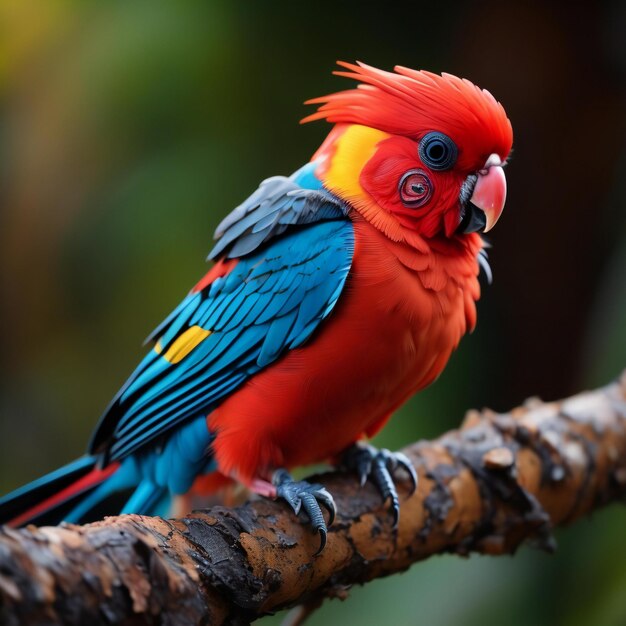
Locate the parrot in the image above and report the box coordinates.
[0,62,512,552]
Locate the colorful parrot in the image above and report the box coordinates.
[0,62,512,552]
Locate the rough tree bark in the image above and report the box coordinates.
[1,373,625,626]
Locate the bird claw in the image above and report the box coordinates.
[341,444,417,527]
[272,469,336,555]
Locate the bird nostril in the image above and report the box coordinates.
[482,153,502,170]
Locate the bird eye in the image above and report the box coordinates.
[399,169,432,208]
[418,132,458,171]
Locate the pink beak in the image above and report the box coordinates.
[469,154,507,232]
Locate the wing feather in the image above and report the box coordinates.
[89,206,353,462]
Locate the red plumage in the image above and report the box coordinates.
[199,61,511,494]
[302,61,512,171]
[205,218,482,489]
[191,258,238,293]
[0,62,513,532]
[8,463,119,528]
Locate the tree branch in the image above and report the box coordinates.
[1,373,625,625]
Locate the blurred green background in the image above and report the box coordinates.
[1,1,625,624]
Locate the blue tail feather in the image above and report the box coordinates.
[0,455,98,526]
[63,459,140,523]
[121,481,170,517]
[0,416,215,527]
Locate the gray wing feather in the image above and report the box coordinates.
[208,176,347,261]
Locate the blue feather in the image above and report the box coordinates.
[2,165,358,529]
[121,481,169,516]
[258,311,297,367]
[90,180,354,469]
[289,162,324,190]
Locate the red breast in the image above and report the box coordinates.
[206,216,481,486]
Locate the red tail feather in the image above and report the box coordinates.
[8,463,119,528]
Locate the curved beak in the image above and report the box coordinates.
[458,154,507,234]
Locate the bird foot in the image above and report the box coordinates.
[272,469,336,554]
[340,443,417,526]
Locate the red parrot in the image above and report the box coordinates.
[0,62,512,552]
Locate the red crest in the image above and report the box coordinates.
[303,61,513,172]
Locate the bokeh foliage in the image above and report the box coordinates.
[0,1,625,624]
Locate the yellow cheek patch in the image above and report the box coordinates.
[322,124,389,200]
[154,326,211,364]
[321,124,405,242]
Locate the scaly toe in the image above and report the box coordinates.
[272,470,336,553]
[341,444,418,526]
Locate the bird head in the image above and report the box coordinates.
[304,62,513,241]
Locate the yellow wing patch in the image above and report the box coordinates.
[154,326,211,364]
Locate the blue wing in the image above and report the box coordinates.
[89,172,353,463]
